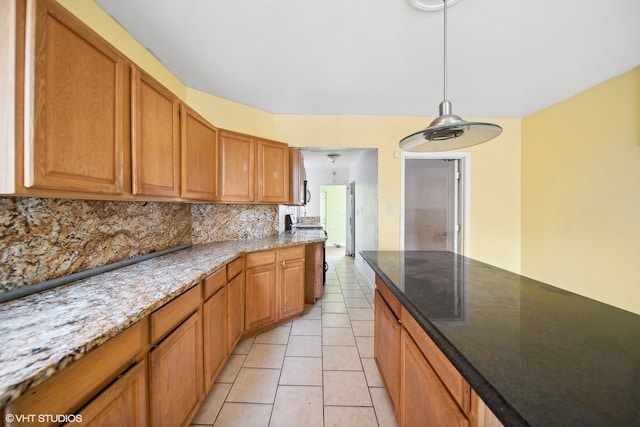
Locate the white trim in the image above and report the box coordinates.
[0,0,16,193]
[400,151,471,256]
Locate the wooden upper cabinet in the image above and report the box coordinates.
[23,0,126,194]
[131,66,180,197]
[257,138,289,204]
[180,105,218,201]
[218,130,255,203]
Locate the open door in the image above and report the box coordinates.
[404,159,462,252]
[346,181,356,256]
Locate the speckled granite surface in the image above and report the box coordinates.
[0,230,325,407]
[191,204,278,243]
[0,198,191,293]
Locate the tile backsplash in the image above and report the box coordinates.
[0,197,278,294]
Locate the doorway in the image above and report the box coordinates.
[402,154,468,254]
[320,185,347,248]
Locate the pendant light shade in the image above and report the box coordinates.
[400,0,501,152]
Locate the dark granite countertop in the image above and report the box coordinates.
[361,250,640,427]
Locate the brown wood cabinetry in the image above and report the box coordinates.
[131,66,180,197]
[257,138,289,203]
[218,130,255,203]
[288,148,307,205]
[202,268,227,391]
[226,257,245,352]
[400,329,469,427]
[279,245,305,319]
[374,290,401,417]
[149,285,203,427]
[245,250,278,330]
[74,360,148,427]
[4,320,146,427]
[304,242,324,304]
[374,274,504,427]
[180,105,219,201]
[20,0,127,195]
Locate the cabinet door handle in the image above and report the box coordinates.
[281,260,286,266]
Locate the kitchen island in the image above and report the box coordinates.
[361,250,640,427]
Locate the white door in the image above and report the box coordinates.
[403,158,462,252]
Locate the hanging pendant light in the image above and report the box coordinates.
[400,0,501,152]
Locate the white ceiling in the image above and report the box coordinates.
[95,0,639,119]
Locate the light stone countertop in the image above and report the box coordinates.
[0,230,326,406]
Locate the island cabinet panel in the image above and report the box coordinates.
[257,138,289,204]
[5,319,146,427]
[374,291,401,417]
[22,0,126,195]
[149,311,203,427]
[74,360,148,427]
[401,306,471,413]
[131,66,180,198]
[226,257,245,351]
[180,105,218,201]
[279,245,305,319]
[218,130,255,203]
[401,329,469,427]
[203,269,227,391]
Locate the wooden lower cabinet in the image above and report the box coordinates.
[149,311,203,427]
[227,271,245,351]
[401,329,469,427]
[203,287,226,392]
[279,246,305,319]
[374,275,504,427]
[245,250,278,331]
[304,242,324,304]
[73,361,147,427]
[374,291,401,416]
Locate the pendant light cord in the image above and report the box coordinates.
[443,0,448,102]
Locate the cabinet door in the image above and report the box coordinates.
[227,272,245,351]
[24,0,125,194]
[257,139,289,203]
[73,361,147,427]
[304,242,324,304]
[180,105,218,201]
[374,291,401,417]
[245,264,277,330]
[149,311,203,427]
[203,288,227,391]
[218,130,255,202]
[280,258,305,319]
[400,329,469,427]
[131,67,180,197]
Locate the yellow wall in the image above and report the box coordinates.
[274,116,522,272]
[58,0,187,101]
[522,67,640,314]
[57,0,523,274]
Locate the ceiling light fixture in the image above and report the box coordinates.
[327,153,340,163]
[400,0,502,152]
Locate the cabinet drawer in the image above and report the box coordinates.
[6,320,145,427]
[150,284,201,344]
[204,268,225,300]
[401,305,471,413]
[279,245,305,262]
[375,275,401,318]
[227,256,243,280]
[246,250,276,268]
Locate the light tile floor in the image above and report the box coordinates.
[190,246,399,427]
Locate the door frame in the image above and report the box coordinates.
[400,152,470,256]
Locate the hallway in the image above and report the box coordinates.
[190,246,398,426]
